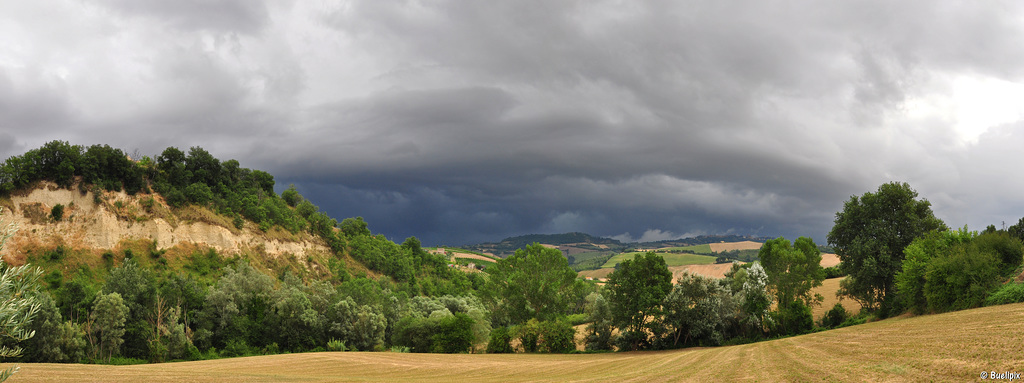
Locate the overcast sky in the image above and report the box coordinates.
[3,1,1024,246]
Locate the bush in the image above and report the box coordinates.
[514,320,541,353]
[390,346,410,353]
[822,266,845,279]
[221,339,252,358]
[566,313,589,326]
[925,246,1001,313]
[486,327,514,354]
[164,187,187,208]
[46,245,67,262]
[51,203,65,221]
[985,283,1024,306]
[818,303,849,329]
[432,313,475,353]
[771,300,814,336]
[327,339,347,352]
[539,318,576,353]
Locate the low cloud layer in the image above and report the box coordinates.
[4,1,1024,245]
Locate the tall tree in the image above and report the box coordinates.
[758,237,825,308]
[90,292,128,363]
[483,243,587,326]
[606,252,673,351]
[827,182,946,316]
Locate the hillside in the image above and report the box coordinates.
[15,302,1024,382]
[0,181,330,270]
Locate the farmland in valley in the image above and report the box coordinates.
[600,251,717,268]
[15,302,1023,382]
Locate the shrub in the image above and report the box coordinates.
[390,346,410,353]
[925,246,1001,313]
[486,327,514,354]
[566,313,589,326]
[985,283,1024,306]
[818,303,849,329]
[514,319,541,353]
[327,339,347,352]
[432,313,475,353]
[771,300,814,336]
[140,197,155,213]
[46,245,67,262]
[823,266,845,279]
[539,318,576,353]
[221,339,252,358]
[51,203,64,221]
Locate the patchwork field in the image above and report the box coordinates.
[15,303,1024,382]
[450,252,498,263]
[601,252,717,268]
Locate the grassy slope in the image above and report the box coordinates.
[19,303,1023,382]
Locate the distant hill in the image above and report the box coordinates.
[460,232,771,261]
[461,232,623,258]
[635,234,771,249]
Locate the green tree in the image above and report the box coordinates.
[1007,217,1024,241]
[18,292,85,363]
[103,259,156,359]
[0,214,42,381]
[662,274,725,347]
[432,313,475,353]
[758,237,825,310]
[281,185,301,207]
[827,182,946,316]
[486,326,514,353]
[537,317,575,353]
[90,292,129,362]
[483,243,587,326]
[606,252,673,351]
[584,293,614,351]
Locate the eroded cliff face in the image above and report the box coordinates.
[0,182,330,263]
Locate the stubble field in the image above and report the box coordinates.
[13,302,1023,382]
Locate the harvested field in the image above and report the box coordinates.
[15,303,1024,382]
[669,263,737,280]
[451,252,497,263]
[578,268,614,280]
[820,253,840,268]
[811,277,861,319]
[708,241,763,252]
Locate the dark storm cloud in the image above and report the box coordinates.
[5,1,1024,245]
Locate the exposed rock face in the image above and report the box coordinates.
[0,183,330,262]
